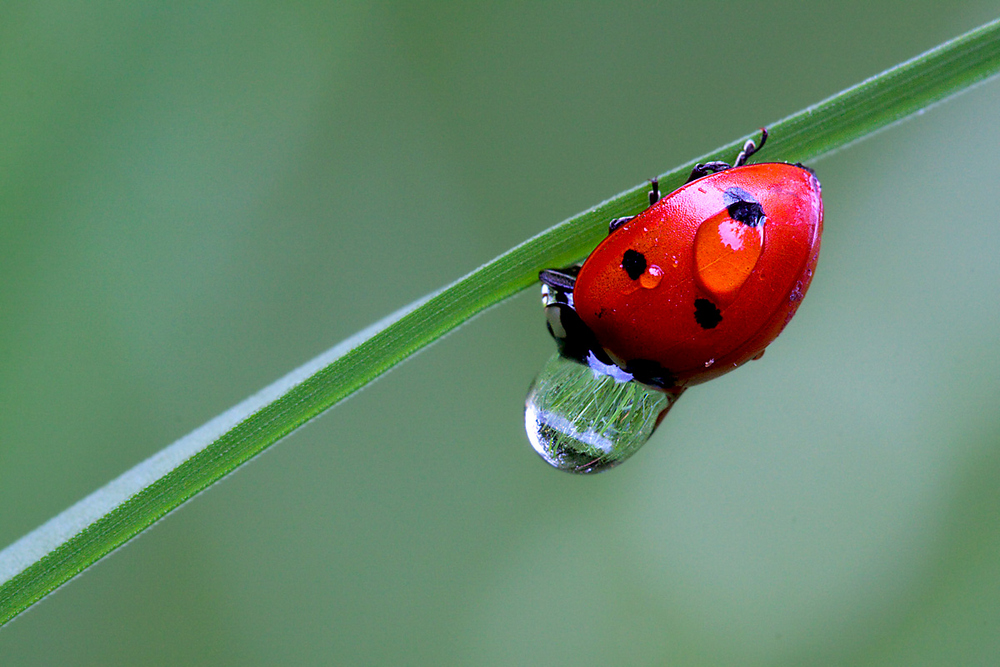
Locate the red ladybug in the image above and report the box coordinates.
[539,129,823,390]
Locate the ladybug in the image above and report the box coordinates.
[539,129,823,390]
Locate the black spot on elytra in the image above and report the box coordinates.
[724,186,765,227]
[621,249,646,280]
[694,298,722,329]
[624,359,677,390]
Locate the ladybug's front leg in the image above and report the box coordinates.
[687,128,769,183]
[609,178,661,234]
[687,161,731,183]
[539,268,577,291]
[608,216,633,234]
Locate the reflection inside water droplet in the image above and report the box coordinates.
[525,352,684,474]
[639,264,663,289]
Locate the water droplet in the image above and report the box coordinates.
[704,358,715,368]
[693,210,764,305]
[525,352,684,473]
[639,264,663,289]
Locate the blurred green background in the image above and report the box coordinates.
[3,2,1000,665]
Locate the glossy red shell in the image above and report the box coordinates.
[574,163,823,387]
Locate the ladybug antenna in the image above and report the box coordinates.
[734,127,768,167]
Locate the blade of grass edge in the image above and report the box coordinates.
[3,16,1000,627]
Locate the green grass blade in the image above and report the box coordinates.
[3,17,1000,627]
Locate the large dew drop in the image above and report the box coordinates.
[525,352,684,474]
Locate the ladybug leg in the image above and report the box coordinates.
[733,127,768,167]
[648,178,660,206]
[686,161,730,183]
[608,216,634,234]
[609,178,660,234]
[539,268,577,291]
[687,128,769,182]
